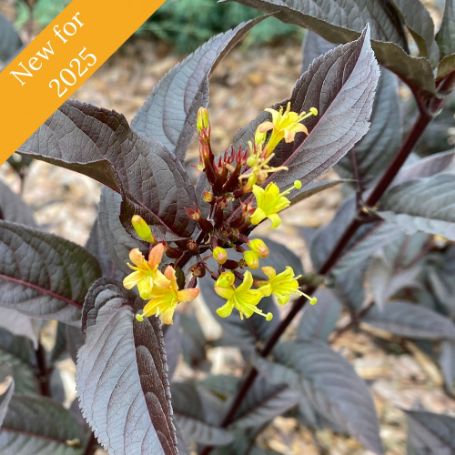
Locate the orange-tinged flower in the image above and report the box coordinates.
[136,266,199,325]
[123,243,165,299]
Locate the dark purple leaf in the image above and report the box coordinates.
[255,340,383,454]
[19,101,198,239]
[234,376,300,428]
[0,179,35,226]
[379,173,455,240]
[0,378,14,428]
[0,395,87,454]
[132,20,259,160]
[436,0,455,59]
[77,279,177,455]
[405,410,455,454]
[230,0,435,94]
[364,301,455,339]
[0,221,100,325]
[297,288,342,341]
[171,382,233,446]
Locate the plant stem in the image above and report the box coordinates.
[199,108,435,455]
[35,341,51,397]
[83,433,98,455]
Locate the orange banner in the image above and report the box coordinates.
[0,0,166,165]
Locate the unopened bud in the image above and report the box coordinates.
[243,250,259,269]
[213,246,228,265]
[249,239,269,258]
[197,107,210,132]
[203,191,213,203]
[131,215,155,243]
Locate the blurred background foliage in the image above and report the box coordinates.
[15,0,301,52]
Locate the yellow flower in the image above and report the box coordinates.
[257,102,318,156]
[258,266,318,306]
[136,266,199,325]
[214,271,272,320]
[250,181,302,228]
[249,239,269,258]
[123,243,165,299]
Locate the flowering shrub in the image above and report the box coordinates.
[1,1,455,454]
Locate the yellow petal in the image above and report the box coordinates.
[216,301,234,318]
[123,271,141,290]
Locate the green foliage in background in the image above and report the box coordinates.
[141,0,300,52]
[16,0,300,53]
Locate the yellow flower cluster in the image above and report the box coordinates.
[123,219,199,324]
[212,237,317,320]
[241,102,318,189]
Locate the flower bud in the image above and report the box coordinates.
[243,250,259,269]
[131,215,155,243]
[249,239,269,258]
[203,191,213,203]
[213,246,228,265]
[197,107,210,132]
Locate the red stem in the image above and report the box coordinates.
[199,102,438,455]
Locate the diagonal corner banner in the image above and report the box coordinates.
[0,0,166,165]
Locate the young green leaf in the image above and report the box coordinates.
[0,221,101,325]
[77,279,177,455]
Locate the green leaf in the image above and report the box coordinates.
[363,301,455,340]
[405,410,455,454]
[77,279,177,455]
[172,382,233,446]
[0,14,22,62]
[230,0,435,94]
[0,221,101,325]
[18,101,198,239]
[132,20,259,160]
[255,340,383,454]
[0,395,86,454]
[379,173,455,240]
[436,0,455,59]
